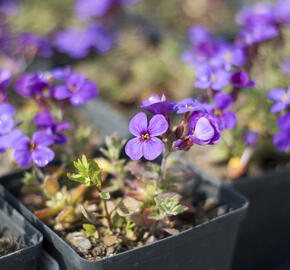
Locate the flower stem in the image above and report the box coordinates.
[102,198,113,231]
[160,151,169,183]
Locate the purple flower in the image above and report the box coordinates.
[54,27,96,58]
[267,86,290,112]
[0,128,22,153]
[54,72,98,106]
[188,25,212,45]
[273,113,290,152]
[205,92,237,130]
[34,111,70,144]
[236,3,274,27]
[173,98,205,114]
[55,25,112,58]
[0,69,12,102]
[0,102,16,134]
[211,46,246,70]
[274,0,290,26]
[50,67,72,80]
[12,131,55,167]
[188,111,221,145]
[75,0,113,20]
[195,65,229,91]
[230,71,256,88]
[139,93,172,115]
[0,0,18,16]
[237,24,279,45]
[244,130,259,146]
[125,112,168,160]
[17,32,52,58]
[281,60,290,76]
[15,73,52,98]
[87,24,113,54]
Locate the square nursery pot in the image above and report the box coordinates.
[0,167,248,270]
[0,195,43,270]
[191,165,290,270]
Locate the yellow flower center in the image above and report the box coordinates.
[214,109,223,116]
[185,104,194,109]
[141,132,150,141]
[282,94,289,102]
[69,85,77,92]
[42,87,50,96]
[224,52,233,62]
[29,142,37,152]
[210,74,217,82]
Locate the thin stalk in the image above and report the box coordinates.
[102,198,113,231]
[160,151,169,183]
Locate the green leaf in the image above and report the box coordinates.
[83,224,97,237]
[100,192,110,200]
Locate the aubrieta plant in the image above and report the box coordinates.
[182,0,290,179]
[0,66,98,168]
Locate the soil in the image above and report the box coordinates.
[0,236,24,257]
[19,179,229,261]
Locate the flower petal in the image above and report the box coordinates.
[70,81,98,106]
[148,114,168,136]
[32,131,54,146]
[54,85,72,100]
[273,131,290,152]
[224,111,237,130]
[14,150,32,167]
[125,137,144,160]
[267,88,286,101]
[143,137,163,160]
[32,146,55,167]
[271,101,286,113]
[214,92,233,110]
[12,135,30,151]
[194,117,214,141]
[129,112,148,137]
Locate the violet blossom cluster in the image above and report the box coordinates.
[0,67,98,167]
[268,86,290,151]
[125,93,221,161]
[182,0,290,153]
[55,0,141,58]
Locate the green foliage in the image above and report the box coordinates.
[83,224,99,239]
[100,134,127,161]
[22,172,35,185]
[149,195,188,220]
[100,192,111,200]
[67,155,102,189]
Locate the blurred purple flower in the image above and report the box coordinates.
[0,69,12,102]
[54,27,96,58]
[188,25,212,45]
[0,102,16,135]
[0,0,18,16]
[15,73,52,98]
[0,128,22,153]
[230,70,256,88]
[267,86,290,112]
[173,98,205,114]
[236,3,274,26]
[55,25,112,58]
[12,131,55,167]
[273,113,290,152]
[139,93,172,115]
[34,111,70,144]
[54,72,98,106]
[125,112,168,160]
[75,0,113,19]
[188,111,221,145]
[195,65,229,91]
[237,24,279,45]
[281,60,290,76]
[274,0,290,26]
[50,67,72,80]
[244,130,259,146]
[211,46,246,70]
[17,32,52,58]
[205,92,237,130]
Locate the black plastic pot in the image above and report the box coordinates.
[191,164,290,270]
[0,168,248,270]
[0,195,43,270]
[231,167,290,270]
